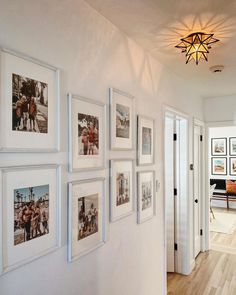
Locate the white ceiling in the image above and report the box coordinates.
[85,0,236,97]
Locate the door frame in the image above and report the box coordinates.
[163,104,190,294]
[193,118,206,256]
[205,120,236,251]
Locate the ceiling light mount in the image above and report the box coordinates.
[175,32,219,65]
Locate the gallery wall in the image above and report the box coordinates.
[0,0,204,294]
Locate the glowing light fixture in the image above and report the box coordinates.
[175,32,219,65]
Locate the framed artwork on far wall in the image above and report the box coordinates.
[68,178,106,262]
[109,88,135,150]
[0,48,60,152]
[110,159,134,222]
[68,94,106,172]
[137,171,155,224]
[0,165,61,275]
[229,138,236,156]
[211,138,227,156]
[211,157,227,175]
[137,115,154,165]
[229,157,236,176]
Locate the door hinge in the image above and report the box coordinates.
[190,164,194,171]
[174,188,177,196]
[174,243,178,251]
[200,229,203,236]
[173,133,177,141]
[200,135,203,142]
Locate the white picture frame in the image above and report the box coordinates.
[137,115,154,165]
[110,159,134,222]
[68,178,106,262]
[109,88,135,150]
[137,171,155,224]
[0,48,60,152]
[0,164,61,275]
[68,93,106,172]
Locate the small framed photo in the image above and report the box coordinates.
[68,94,106,171]
[137,171,155,223]
[211,138,227,156]
[68,178,106,262]
[0,165,60,275]
[229,157,236,176]
[0,48,60,152]
[229,138,236,156]
[211,157,227,175]
[137,115,154,165]
[110,159,134,222]
[109,88,135,150]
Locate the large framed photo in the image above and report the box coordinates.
[109,88,135,150]
[68,94,105,171]
[0,49,60,152]
[229,138,236,156]
[211,157,227,175]
[137,171,155,223]
[68,178,106,262]
[110,159,134,222]
[137,115,154,165]
[229,157,236,176]
[0,165,60,275]
[211,138,227,156]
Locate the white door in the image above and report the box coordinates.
[165,115,175,272]
[194,125,202,257]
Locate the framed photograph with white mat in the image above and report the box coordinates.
[229,157,236,176]
[211,157,227,175]
[211,138,227,156]
[137,171,155,224]
[229,137,236,156]
[68,178,106,262]
[0,164,61,275]
[0,48,60,152]
[137,115,154,165]
[109,88,135,150]
[110,159,134,222]
[68,94,106,171]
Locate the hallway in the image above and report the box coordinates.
[167,250,236,295]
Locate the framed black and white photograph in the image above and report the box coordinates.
[68,178,106,262]
[110,159,134,222]
[109,88,135,150]
[137,171,155,223]
[230,157,236,176]
[0,165,60,275]
[137,115,154,165]
[211,157,227,175]
[229,138,236,156]
[0,48,60,152]
[211,138,227,156]
[68,94,106,171]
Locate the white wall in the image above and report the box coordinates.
[0,1,204,295]
[204,95,236,123]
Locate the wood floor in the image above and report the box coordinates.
[210,207,236,252]
[167,250,236,295]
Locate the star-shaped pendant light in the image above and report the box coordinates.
[175,32,219,65]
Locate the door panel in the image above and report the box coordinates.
[194,125,201,257]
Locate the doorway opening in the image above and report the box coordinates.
[208,124,236,255]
